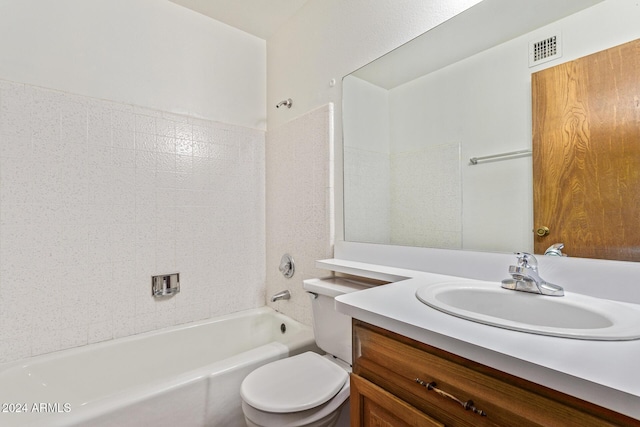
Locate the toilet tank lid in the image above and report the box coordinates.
[303,277,372,297]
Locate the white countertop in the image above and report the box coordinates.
[321,258,640,420]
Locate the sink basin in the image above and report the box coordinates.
[415,281,640,340]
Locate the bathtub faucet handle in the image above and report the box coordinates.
[279,254,295,278]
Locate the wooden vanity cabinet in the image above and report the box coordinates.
[351,320,640,427]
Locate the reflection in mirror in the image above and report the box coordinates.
[532,38,640,262]
[343,0,640,260]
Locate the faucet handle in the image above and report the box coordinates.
[278,253,295,278]
[514,252,538,270]
[544,243,566,256]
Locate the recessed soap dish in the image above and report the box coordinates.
[152,273,180,297]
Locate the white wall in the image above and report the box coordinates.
[0,0,266,129]
[342,75,390,244]
[390,143,462,249]
[343,76,462,248]
[342,76,390,153]
[388,21,534,253]
[0,0,267,363]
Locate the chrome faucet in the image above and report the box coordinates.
[271,290,291,302]
[544,243,566,256]
[501,252,564,296]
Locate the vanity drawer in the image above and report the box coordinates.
[353,320,640,427]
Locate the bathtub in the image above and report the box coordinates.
[0,307,317,427]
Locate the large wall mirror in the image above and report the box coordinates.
[343,0,640,261]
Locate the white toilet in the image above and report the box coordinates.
[240,277,370,427]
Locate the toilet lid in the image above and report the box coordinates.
[241,352,348,413]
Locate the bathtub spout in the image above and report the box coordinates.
[271,290,291,302]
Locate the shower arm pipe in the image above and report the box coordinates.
[276,98,292,109]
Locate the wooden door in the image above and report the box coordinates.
[532,38,640,261]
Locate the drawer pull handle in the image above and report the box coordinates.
[415,378,487,417]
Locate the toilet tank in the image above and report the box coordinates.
[302,277,372,365]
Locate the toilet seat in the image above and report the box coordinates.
[241,387,349,427]
[241,352,348,413]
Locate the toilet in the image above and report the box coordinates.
[240,277,370,427]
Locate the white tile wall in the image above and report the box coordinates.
[0,79,266,363]
[343,142,461,249]
[343,147,390,244]
[391,143,462,249]
[265,104,334,325]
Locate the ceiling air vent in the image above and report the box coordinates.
[529,34,562,67]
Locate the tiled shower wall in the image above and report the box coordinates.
[266,104,334,325]
[343,143,461,249]
[343,146,390,244]
[390,143,462,249]
[0,79,265,363]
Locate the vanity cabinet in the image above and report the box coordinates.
[351,320,640,427]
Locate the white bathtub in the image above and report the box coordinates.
[0,307,317,427]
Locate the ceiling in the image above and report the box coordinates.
[169,0,311,39]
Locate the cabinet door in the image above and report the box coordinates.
[351,373,444,427]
